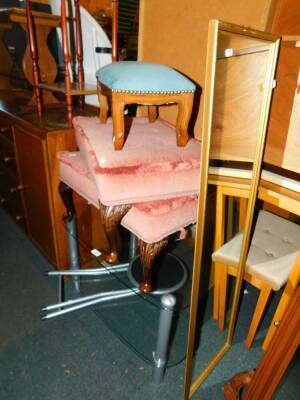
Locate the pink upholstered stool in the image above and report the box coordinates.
[58,149,198,292]
[59,116,200,286]
[122,197,198,292]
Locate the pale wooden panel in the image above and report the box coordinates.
[138,0,278,139]
[264,46,300,173]
[211,50,269,161]
[282,73,300,173]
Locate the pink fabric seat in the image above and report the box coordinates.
[58,150,198,244]
[73,116,201,206]
[121,197,198,244]
[58,151,99,208]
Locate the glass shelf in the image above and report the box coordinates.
[64,231,194,368]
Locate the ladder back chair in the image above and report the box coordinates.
[25,0,98,123]
[212,208,300,348]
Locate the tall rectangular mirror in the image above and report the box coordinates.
[184,20,280,399]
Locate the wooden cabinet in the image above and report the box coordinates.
[14,124,57,263]
[0,95,108,269]
[0,113,26,229]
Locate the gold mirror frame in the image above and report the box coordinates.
[184,20,280,399]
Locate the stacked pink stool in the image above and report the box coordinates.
[58,116,200,291]
[43,116,200,382]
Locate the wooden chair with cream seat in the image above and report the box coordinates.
[210,166,300,349]
[96,0,196,150]
[212,209,300,348]
[24,0,98,124]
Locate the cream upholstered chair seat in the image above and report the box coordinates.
[212,210,300,347]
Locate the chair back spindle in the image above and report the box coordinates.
[24,0,98,123]
[111,0,118,62]
[74,0,84,84]
[25,0,43,115]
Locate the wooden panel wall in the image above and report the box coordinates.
[138,0,278,140]
[264,44,300,173]
[270,0,300,34]
[263,0,300,174]
[211,48,269,162]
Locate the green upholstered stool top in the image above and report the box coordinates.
[96,61,196,94]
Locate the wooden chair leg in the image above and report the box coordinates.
[262,253,300,351]
[111,92,125,150]
[176,92,194,147]
[148,105,157,122]
[239,197,248,230]
[218,263,228,331]
[213,186,226,320]
[99,203,131,264]
[137,238,168,293]
[245,284,272,348]
[98,91,109,123]
[213,262,220,321]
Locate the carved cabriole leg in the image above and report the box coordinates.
[99,202,131,264]
[111,92,126,150]
[137,238,169,293]
[222,370,255,400]
[176,92,194,147]
[148,105,157,122]
[59,181,75,223]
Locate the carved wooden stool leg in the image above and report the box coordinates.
[59,181,75,223]
[176,92,194,147]
[222,370,255,400]
[137,238,169,293]
[148,105,157,122]
[111,92,125,150]
[99,203,131,264]
[98,84,109,123]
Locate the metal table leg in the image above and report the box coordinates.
[152,294,177,384]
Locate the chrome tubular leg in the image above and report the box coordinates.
[58,275,64,305]
[129,233,138,262]
[66,217,81,292]
[152,294,176,384]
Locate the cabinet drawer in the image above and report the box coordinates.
[0,130,17,178]
[0,126,13,144]
[0,174,26,230]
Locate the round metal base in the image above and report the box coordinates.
[128,252,188,295]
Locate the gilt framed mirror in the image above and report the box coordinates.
[183,20,280,399]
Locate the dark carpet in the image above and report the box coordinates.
[0,207,298,399]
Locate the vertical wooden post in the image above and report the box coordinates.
[61,0,73,124]
[74,0,84,109]
[111,0,118,62]
[24,0,43,116]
